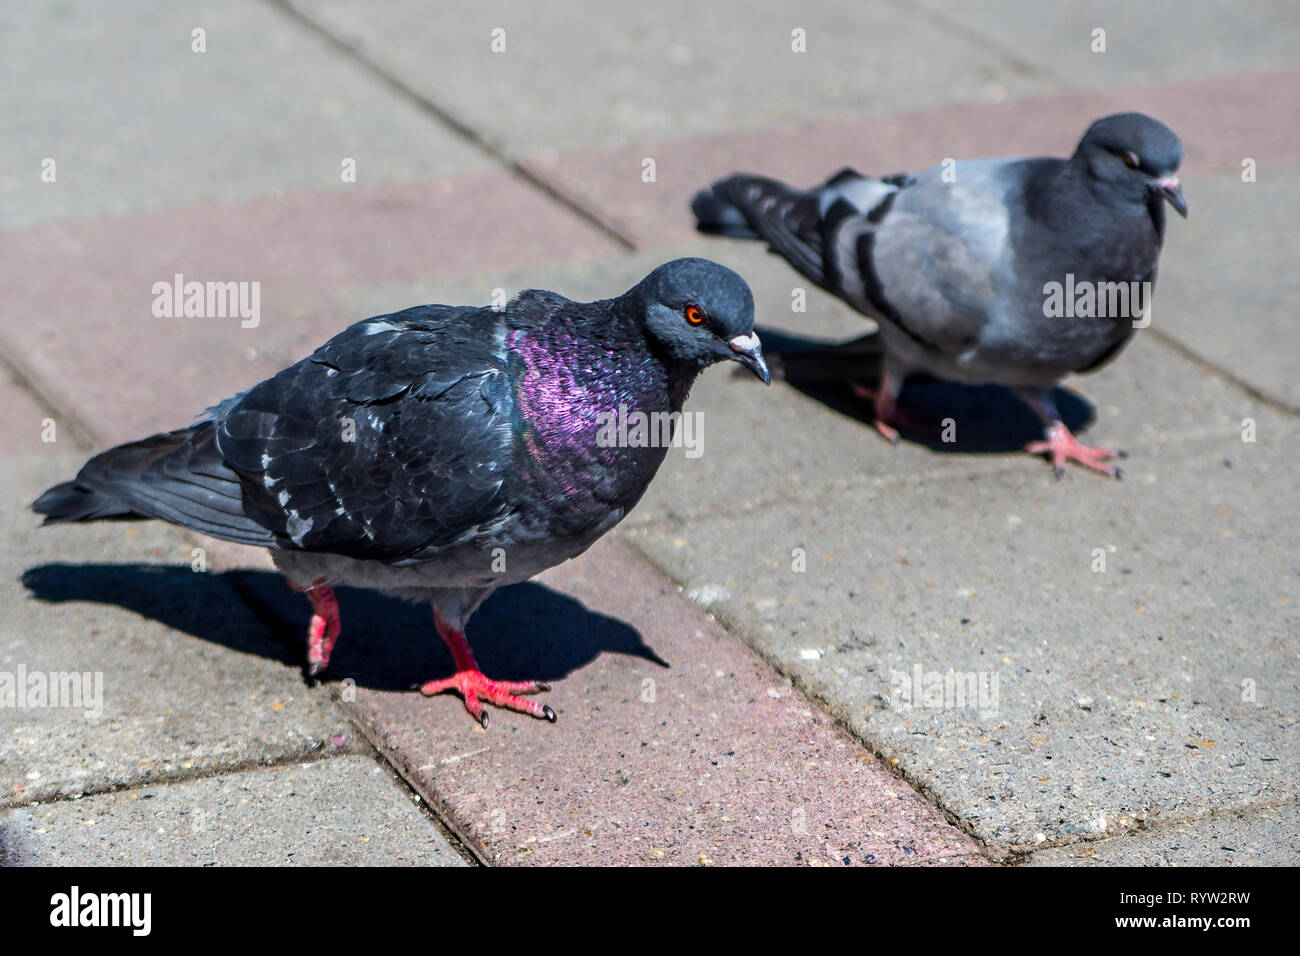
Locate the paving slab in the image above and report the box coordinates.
[0,0,491,229]
[0,754,466,866]
[1025,801,1300,866]
[907,0,1300,90]
[328,537,984,866]
[1,454,360,809]
[624,398,1299,858]
[290,0,1054,155]
[1157,167,1300,411]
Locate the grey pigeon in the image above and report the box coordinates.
[692,112,1187,476]
[33,258,769,727]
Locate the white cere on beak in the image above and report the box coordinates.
[729,332,760,353]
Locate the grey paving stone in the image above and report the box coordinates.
[292,0,1056,155]
[1026,801,1300,866]
[620,374,1298,857]
[1,454,360,809]
[1157,168,1300,411]
[906,0,1300,90]
[0,0,491,227]
[0,754,467,866]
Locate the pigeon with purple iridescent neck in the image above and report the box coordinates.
[33,258,769,727]
[693,112,1187,477]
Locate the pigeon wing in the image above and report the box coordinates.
[843,159,1033,355]
[216,305,519,562]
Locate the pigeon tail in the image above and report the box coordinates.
[32,423,277,547]
[690,182,762,239]
[32,481,139,523]
[692,173,836,287]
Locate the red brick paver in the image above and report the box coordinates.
[345,537,987,866]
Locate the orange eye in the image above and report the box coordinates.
[685,305,705,326]
[1123,151,1141,169]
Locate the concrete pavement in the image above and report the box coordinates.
[1,0,1295,865]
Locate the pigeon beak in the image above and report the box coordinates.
[728,332,771,384]
[1152,175,1188,218]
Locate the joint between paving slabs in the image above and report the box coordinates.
[3,671,480,864]
[335,707,493,866]
[0,745,356,815]
[214,556,486,864]
[680,590,1008,863]
[1146,326,1300,416]
[877,0,1053,83]
[343,725,484,866]
[0,339,99,453]
[1001,795,1300,865]
[265,0,636,252]
[637,570,1300,866]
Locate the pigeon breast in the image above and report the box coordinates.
[502,293,682,548]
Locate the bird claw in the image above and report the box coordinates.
[420,670,556,725]
[874,419,901,445]
[1025,423,1122,478]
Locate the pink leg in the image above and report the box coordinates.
[1016,387,1123,479]
[419,609,555,728]
[851,366,924,443]
[291,579,341,676]
[1025,422,1123,479]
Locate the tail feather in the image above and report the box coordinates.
[33,423,277,547]
[690,187,761,239]
[32,481,139,523]
[693,168,912,298]
[692,174,829,286]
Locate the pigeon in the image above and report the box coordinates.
[33,258,769,727]
[692,112,1187,477]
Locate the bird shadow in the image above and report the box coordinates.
[20,563,664,692]
[750,327,1096,452]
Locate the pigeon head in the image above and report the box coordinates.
[630,257,770,383]
[1075,112,1187,217]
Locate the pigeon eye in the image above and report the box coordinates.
[1122,151,1141,169]
[684,305,706,326]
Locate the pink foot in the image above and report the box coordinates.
[420,671,554,728]
[421,610,555,728]
[292,579,341,676]
[851,380,929,444]
[1025,422,1124,478]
